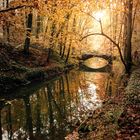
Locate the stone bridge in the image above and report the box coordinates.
[79,53,115,72]
[80,53,116,64]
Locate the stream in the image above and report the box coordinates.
[0,58,124,140]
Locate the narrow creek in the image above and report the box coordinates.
[0,58,124,140]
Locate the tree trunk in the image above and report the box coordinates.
[124,0,133,73]
[36,15,41,39]
[61,44,66,58]
[3,0,10,42]
[65,47,71,63]
[24,12,33,55]
[47,48,51,63]
[47,22,56,62]
[59,41,62,56]
[6,0,9,42]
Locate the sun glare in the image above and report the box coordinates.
[89,9,110,51]
[94,10,105,21]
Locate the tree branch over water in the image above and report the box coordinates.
[80,11,127,70]
[80,32,127,70]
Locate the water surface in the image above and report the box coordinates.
[0,59,123,140]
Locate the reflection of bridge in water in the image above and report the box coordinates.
[79,53,116,72]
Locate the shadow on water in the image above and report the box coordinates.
[79,57,112,73]
[0,61,123,139]
[0,75,71,140]
[79,62,112,73]
[0,73,77,140]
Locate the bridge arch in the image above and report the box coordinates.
[80,53,115,64]
[79,53,114,72]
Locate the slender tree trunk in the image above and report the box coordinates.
[2,0,5,40]
[61,45,66,58]
[65,15,76,63]
[47,48,51,63]
[60,14,70,58]
[65,47,70,63]
[36,15,41,39]
[124,0,133,73]
[59,41,62,56]
[3,0,10,42]
[47,22,56,62]
[56,13,71,57]
[6,0,9,42]
[24,12,33,55]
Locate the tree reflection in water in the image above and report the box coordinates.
[0,70,114,139]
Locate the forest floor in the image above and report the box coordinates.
[0,43,72,93]
[66,67,140,140]
[114,68,140,140]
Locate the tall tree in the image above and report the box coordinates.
[123,0,133,73]
[2,0,10,42]
[6,0,10,42]
[24,10,33,55]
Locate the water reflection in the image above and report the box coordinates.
[84,57,108,69]
[80,57,112,73]
[0,70,117,140]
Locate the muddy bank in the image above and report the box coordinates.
[0,43,74,93]
[0,64,74,93]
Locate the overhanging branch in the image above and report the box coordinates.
[80,32,127,69]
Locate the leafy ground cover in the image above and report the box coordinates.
[115,69,140,140]
[66,69,140,140]
[0,43,69,93]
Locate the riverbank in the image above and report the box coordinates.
[0,43,74,93]
[66,68,140,140]
[115,68,140,139]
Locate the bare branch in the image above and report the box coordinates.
[80,10,100,23]
[80,9,127,69]
[0,5,26,13]
[80,32,127,69]
[99,20,103,33]
[80,11,104,34]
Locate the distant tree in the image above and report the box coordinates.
[1,0,10,42]
[24,11,33,55]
